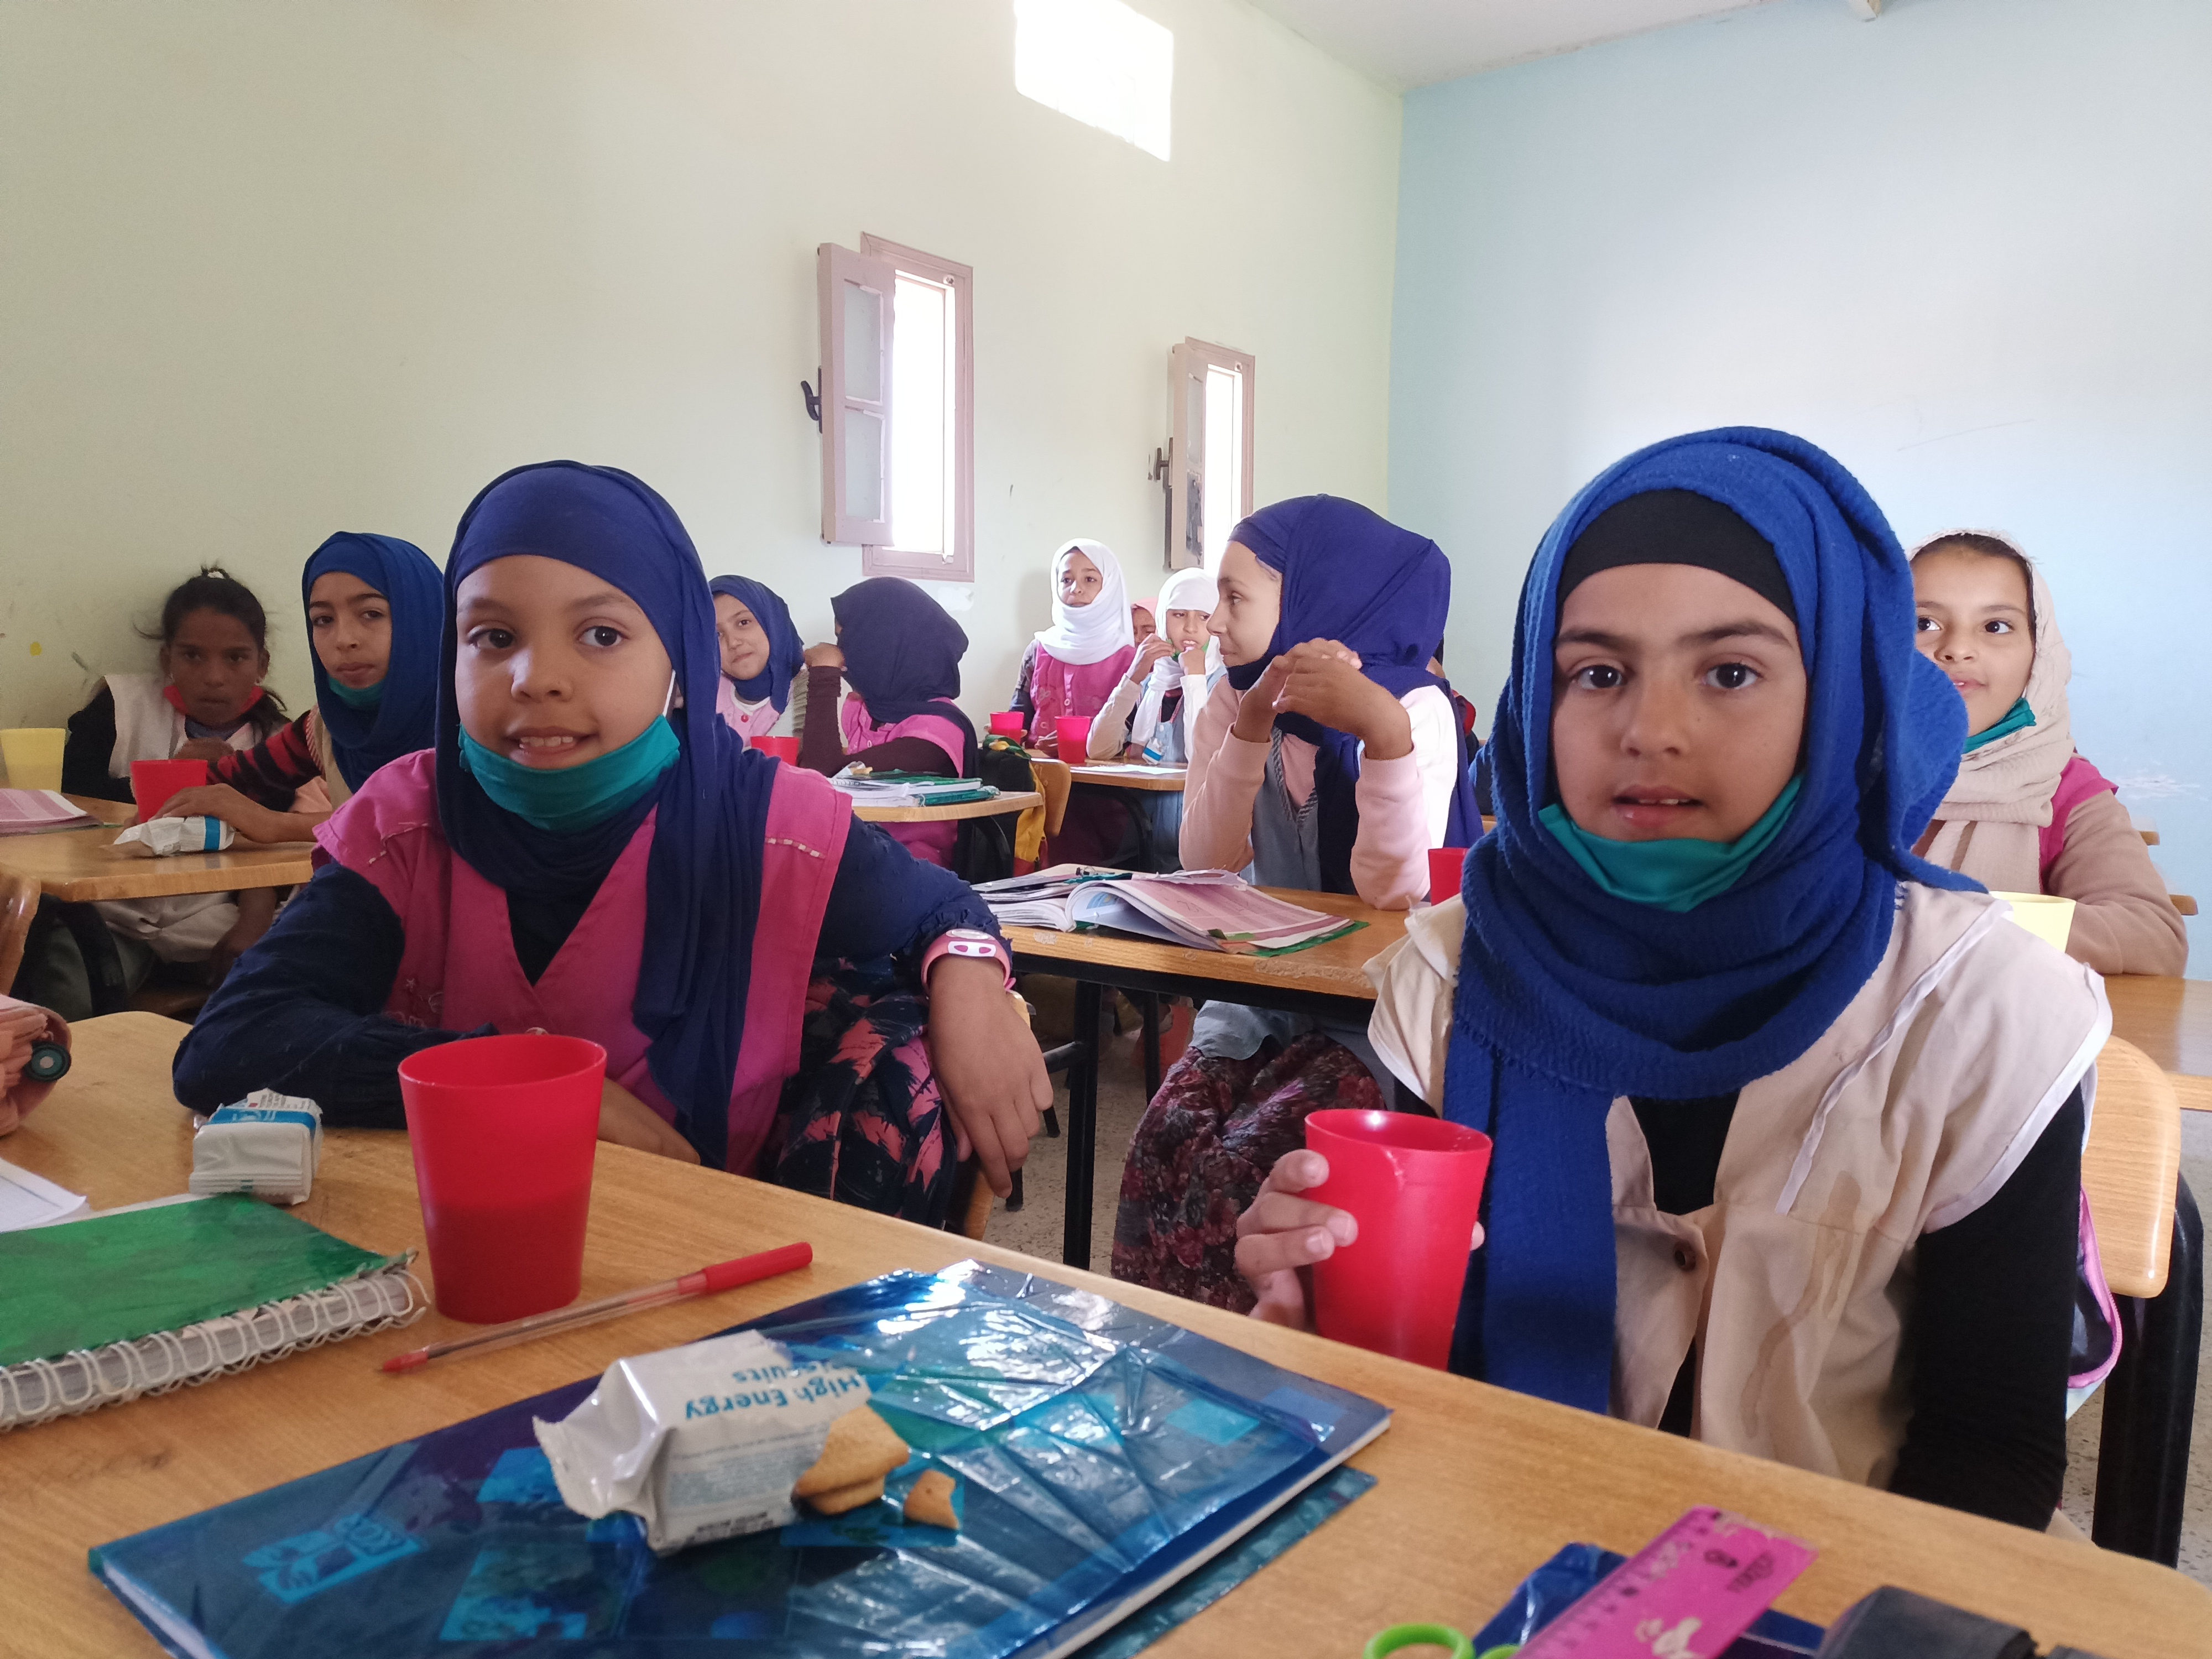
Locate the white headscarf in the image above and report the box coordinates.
[1034,538,1134,666]
[1914,532,2075,893]
[1129,567,1223,754]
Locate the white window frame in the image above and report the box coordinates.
[1166,338,1255,571]
[817,243,896,547]
[859,234,975,582]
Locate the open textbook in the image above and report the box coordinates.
[830,768,1000,808]
[979,866,1361,955]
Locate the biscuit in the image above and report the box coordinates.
[804,1473,886,1515]
[902,1469,959,1530]
[792,1405,910,1497]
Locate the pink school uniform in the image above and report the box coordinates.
[840,697,968,869]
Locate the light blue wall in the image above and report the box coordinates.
[1391,0,2212,964]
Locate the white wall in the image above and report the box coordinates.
[0,0,1399,733]
[1391,0,2212,960]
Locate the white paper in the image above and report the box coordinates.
[0,1158,90,1231]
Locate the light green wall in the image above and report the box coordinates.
[0,0,1399,731]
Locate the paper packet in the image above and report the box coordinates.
[115,817,235,857]
[536,1330,873,1553]
[189,1090,323,1203]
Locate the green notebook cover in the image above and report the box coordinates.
[0,1194,404,1366]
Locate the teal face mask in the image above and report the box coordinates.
[1538,776,1803,913]
[324,675,385,710]
[1961,696,2034,753]
[458,716,680,833]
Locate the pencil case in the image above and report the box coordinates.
[189,1091,323,1204]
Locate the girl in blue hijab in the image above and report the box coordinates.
[160,532,443,846]
[1115,495,1478,1306]
[176,462,1050,1224]
[707,573,804,746]
[1234,430,2109,1531]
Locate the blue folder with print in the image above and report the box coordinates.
[89,1261,1389,1658]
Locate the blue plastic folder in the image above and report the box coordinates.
[90,1261,1389,1658]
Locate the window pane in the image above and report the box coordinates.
[1014,0,1174,161]
[844,410,884,521]
[890,274,948,553]
[843,280,881,403]
[1202,366,1241,566]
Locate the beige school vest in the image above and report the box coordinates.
[1366,883,2109,1490]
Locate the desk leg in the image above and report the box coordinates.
[54,900,130,1016]
[1140,993,1162,1102]
[1063,980,1103,1270]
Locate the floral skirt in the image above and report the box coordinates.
[764,963,955,1228]
[1110,1032,1384,1312]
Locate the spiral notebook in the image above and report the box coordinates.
[0,1192,421,1431]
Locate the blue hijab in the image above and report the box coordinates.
[302,533,442,791]
[707,574,805,713]
[437,462,780,1168]
[831,577,978,771]
[1444,427,1975,1413]
[1224,496,1478,891]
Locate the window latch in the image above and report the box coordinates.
[800,377,822,430]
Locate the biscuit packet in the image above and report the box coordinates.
[535,1331,874,1553]
[189,1090,322,1203]
[113,817,236,857]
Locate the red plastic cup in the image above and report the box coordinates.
[1427,846,1468,905]
[1056,714,1093,759]
[753,735,800,763]
[1302,1109,1493,1369]
[988,711,1028,738]
[397,1034,607,1324]
[131,758,209,821]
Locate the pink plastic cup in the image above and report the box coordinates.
[1055,715,1093,759]
[1303,1109,1493,1369]
[397,1034,607,1324]
[989,711,1028,738]
[1428,846,1468,905]
[131,758,210,821]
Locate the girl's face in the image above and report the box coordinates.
[1209,542,1280,667]
[455,555,674,770]
[307,571,393,692]
[162,608,269,727]
[1058,550,1103,608]
[713,593,771,684]
[1550,564,1806,843]
[1912,547,2034,737]
[1164,607,1211,652]
[1131,606,1156,644]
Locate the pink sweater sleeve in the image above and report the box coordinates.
[1349,753,1431,910]
[1178,684,1264,874]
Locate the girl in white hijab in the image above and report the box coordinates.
[1912,531,2185,974]
[1087,566,1224,764]
[1011,538,1136,756]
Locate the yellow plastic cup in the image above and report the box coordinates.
[0,728,66,792]
[1992,891,2077,954]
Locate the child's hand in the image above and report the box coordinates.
[171,738,233,763]
[925,958,1050,1197]
[1229,656,1293,745]
[1178,641,1208,676]
[159,782,288,842]
[1270,641,1412,760]
[1128,635,1175,684]
[1235,1151,1356,1329]
[803,642,846,671]
[597,1078,701,1164]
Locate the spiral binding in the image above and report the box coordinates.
[0,1263,426,1431]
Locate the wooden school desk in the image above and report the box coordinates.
[848,789,1042,824]
[0,820,315,905]
[1063,763,1187,792]
[1005,889,1406,1268]
[2104,974,2212,1110]
[6,1015,2208,1659]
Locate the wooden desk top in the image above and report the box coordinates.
[7,1016,2205,1659]
[0,820,317,902]
[2103,974,2212,1082]
[850,789,1043,824]
[1006,886,1407,1004]
[62,794,141,826]
[1066,764,1187,792]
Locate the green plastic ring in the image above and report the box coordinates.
[1363,1625,1476,1659]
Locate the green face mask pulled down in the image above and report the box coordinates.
[458,716,680,834]
[324,675,385,710]
[1538,776,1803,913]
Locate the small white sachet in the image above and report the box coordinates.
[189,1090,323,1204]
[114,817,235,857]
[536,1331,872,1554]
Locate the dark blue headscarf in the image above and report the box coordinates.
[1444,427,1974,1413]
[437,462,779,1168]
[831,577,977,771]
[707,574,804,713]
[302,533,442,791]
[1224,496,1478,891]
